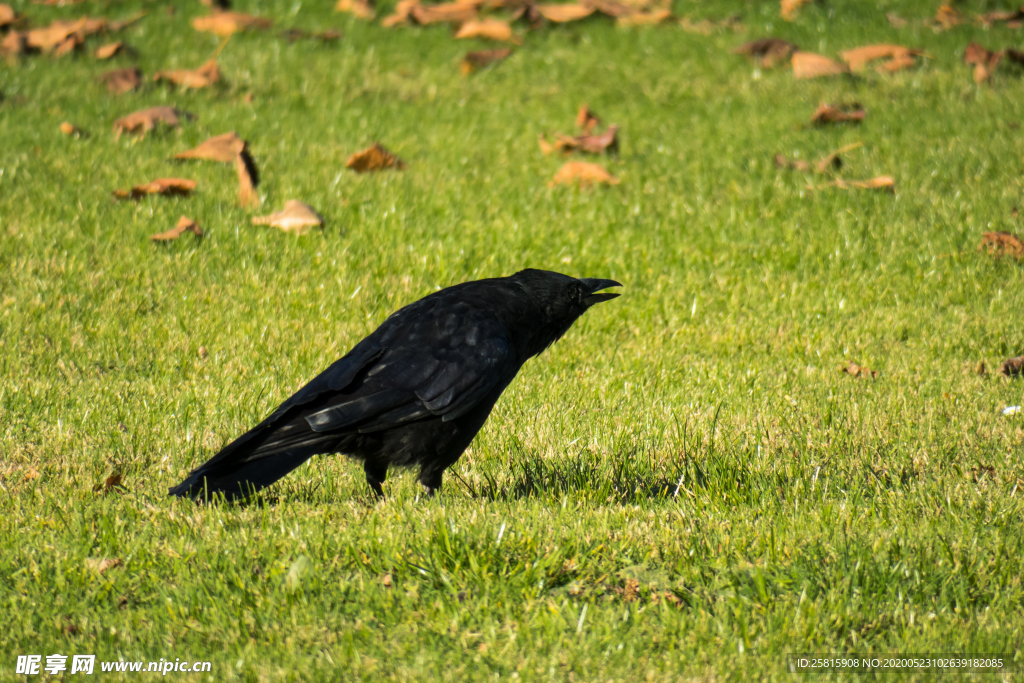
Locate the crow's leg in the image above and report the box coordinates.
[364,460,388,499]
[418,469,443,497]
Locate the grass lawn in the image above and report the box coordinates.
[2,0,1024,679]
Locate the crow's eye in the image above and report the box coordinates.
[570,285,583,302]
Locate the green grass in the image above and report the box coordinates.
[2,0,1024,679]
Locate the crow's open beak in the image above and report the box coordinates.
[581,278,623,306]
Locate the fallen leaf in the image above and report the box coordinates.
[538,134,554,154]
[92,473,127,493]
[886,12,907,28]
[24,467,40,480]
[964,42,1003,83]
[252,200,324,234]
[733,38,797,67]
[546,125,620,154]
[814,142,862,173]
[85,558,122,574]
[809,102,865,125]
[411,2,478,24]
[460,47,512,74]
[576,104,600,132]
[60,121,84,136]
[774,154,810,172]
[780,0,811,21]
[976,360,987,376]
[280,28,342,42]
[151,215,203,241]
[382,0,419,27]
[101,67,142,94]
[1,31,26,57]
[1001,356,1024,377]
[0,3,17,28]
[346,142,406,172]
[979,7,1024,27]
[336,0,375,19]
[840,44,916,71]
[455,18,513,40]
[381,573,393,588]
[934,4,962,29]
[113,106,191,138]
[622,578,640,601]
[841,361,878,379]
[878,52,917,73]
[191,10,272,36]
[585,0,633,18]
[549,161,619,187]
[235,152,259,206]
[535,3,594,22]
[979,231,1024,259]
[154,59,221,89]
[26,18,90,52]
[838,176,895,190]
[95,41,124,59]
[113,178,196,200]
[175,131,246,163]
[792,51,848,79]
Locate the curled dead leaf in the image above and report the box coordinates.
[336,0,375,19]
[113,178,196,200]
[101,67,142,94]
[934,4,962,30]
[837,176,895,191]
[792,51,848,79]
[151,215,203,241]
[979,231,1024,259]
[235,152,259,206]
[0,3,16,29]
[545,125,619,155]
[841,361,878,379]
[535,3,594,22]
[85,558,122,574]
[95,41,124,59]
[460,47,512,74]
[113,106,191,138]
[25,18,94,52]
[191,10,271,36]
[382,0,419,27]
[411,2,478,24]
[1,31,26,58]
[252,200,324,234]
[780,0,811,21]
[550,161,619,187]
[93,473,127,493]
[381,573,393,588]
[810,102,865,125]
[980,7,1024,27]
[964,42,1003,83]
[774,154,810,172]
[455,18,513,41]
[814,142,862,173]
[840,44,917,71]
[1001,356,1024,377]
[346,143,406,172]
[24,467,40,480]
[175,131,246,163]
[576,104,600,132]
[154,59,221,89]
[733,38,797,68]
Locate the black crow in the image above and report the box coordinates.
[169,269,621,501]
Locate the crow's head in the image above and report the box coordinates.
[510,269,621,354]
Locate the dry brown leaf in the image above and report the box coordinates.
[24,467,40,480]
[840,44,914,71]
[538,134,554,154]
[935,4,962,29]
[733,38,797,68]
[151,216,203,241]
[780,0,811,21]
[617,9,671,26]
[112,177,196,200]
[622,578,640,601]
[548,125,619,154]
[1001,356,1024,377]
[336,0,376,19]
[154,59,221,89]
[535,3,594,22]
[576,105,600,132]
[382,0,419,27]
[85,558,122,574]
[1,31,26,57]
[381,573,393,588]
[585,0,634,19]
[252,200,324,234]
[279,28,342,42]
[460,47,511,74]
[550,161,619,187]
[879,53,917,72]
[26,18,89,52]
[411,2,478,24]
[175,131,247,163]
[979,7,1024,27]
[791,51,848,79]
[236,152,258,206]
[60,121,84,136]
[814,142,862,173]
[976,360,987,376]
[0,3,17,28]
[835,176,895,191]
[93,473,126,493]
[886,12,907,28]
[841,361,878,379]
[346,142,406,172]
[774,154,810,172]
[95,41,123,59]
[113,106,190,138]
[101,67,142,94]
[979,231,1024,259]
[964,42,1003,83]
[191,11,271,36]
[455,18,513,40]
[810,102,865,125]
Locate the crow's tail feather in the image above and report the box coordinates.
[168,426,340,501]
